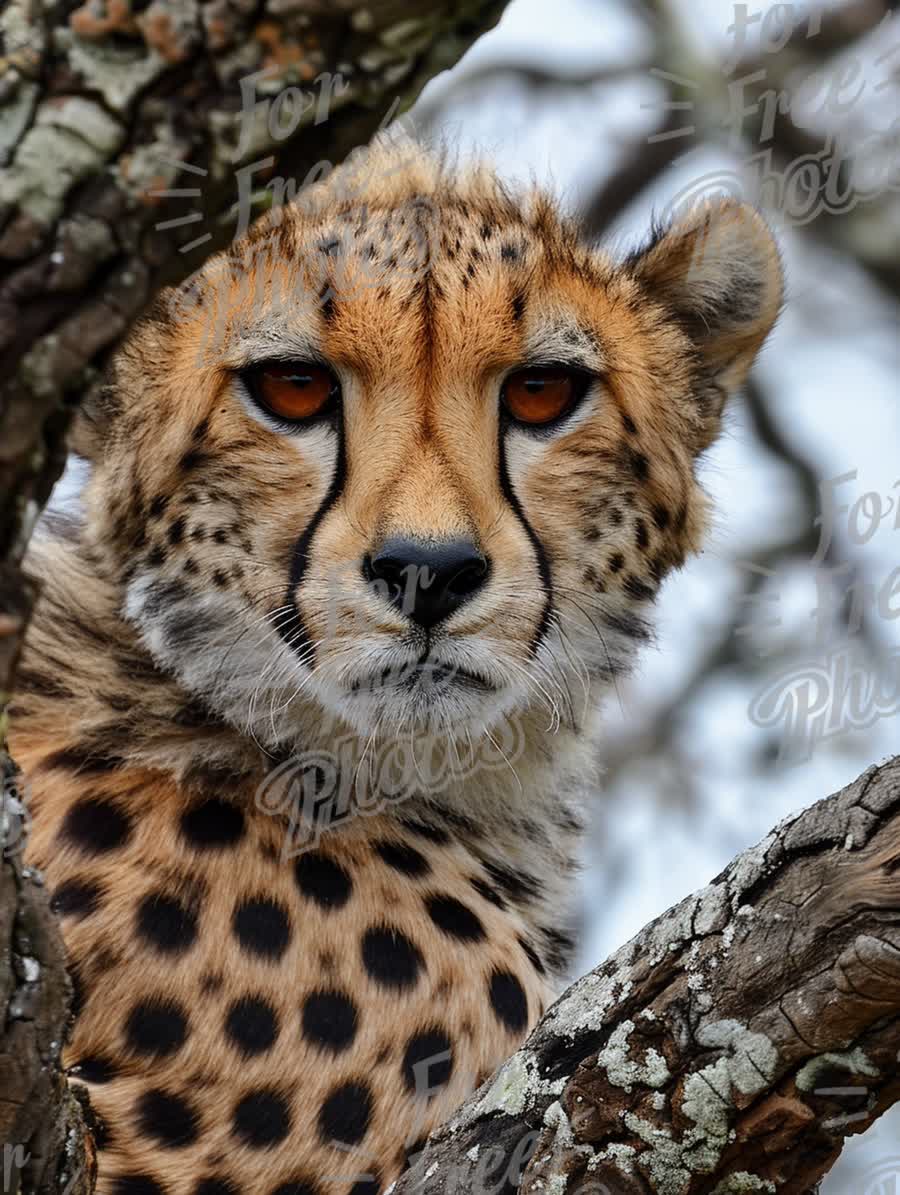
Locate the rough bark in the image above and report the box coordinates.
[0,1,509,1189]
[0,763,95,1195]
[392,756,900,1194]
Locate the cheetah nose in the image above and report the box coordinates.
[363,537,490,628]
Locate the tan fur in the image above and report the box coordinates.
[10,135,782,1195]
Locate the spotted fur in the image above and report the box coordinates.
[10,136,782,1195]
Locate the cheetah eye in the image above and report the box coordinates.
[242,361,340,425]
[501,366,591,428]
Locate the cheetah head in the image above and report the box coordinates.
[77,140,782,755]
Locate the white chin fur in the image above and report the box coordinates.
[124,570,534,751]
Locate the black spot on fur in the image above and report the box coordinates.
[232,898,291,960]
[232,1089,292,1148]
[60,798,132,854]
[635,518,649,549]
[293,852,353,910]
[224,995,279,1057]
[373,840,430,877]
[348,1181,379,1195]
[69,1056,117,1083]
[137,1088,200,1149]
[125,997,189,1057]
[542,926,577,972]
[193,1180,238,1195]
[622,413,639,435]
[488,969,528,1033]
[511,290,527,322]
[518,936,547,975]
[167,517,186,546]
[402,1028,453,1095]
[650,553,667,583]
[180,799,245,850]
[136,891,199,955]
[398,818,450,845]
[470,876,506,910]
[361,926,423,991]
[425,894,486,942]
[608,552,625,574]
[584,565,605,593]
[301,989,359,1055]
[484,860,540,904]
[630,450,650,481]
[318,1080,373,1146]
[180,449,206,472]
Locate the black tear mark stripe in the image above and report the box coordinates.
[279,417,347,666]
[497,428,553,657]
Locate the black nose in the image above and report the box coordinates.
[364,537,490,628]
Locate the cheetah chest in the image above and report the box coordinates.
[27,781,553,1195]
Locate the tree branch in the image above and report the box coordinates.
[392,756,900,1193]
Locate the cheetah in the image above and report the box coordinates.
[9,137,782,1195]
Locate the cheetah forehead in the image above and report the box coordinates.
[172,136,619,368]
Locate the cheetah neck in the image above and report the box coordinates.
[14,527,598,977]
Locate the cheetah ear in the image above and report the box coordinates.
[629,201,783,440]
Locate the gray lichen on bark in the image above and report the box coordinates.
[391,758,900,1194]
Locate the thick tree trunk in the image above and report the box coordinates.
[0,2,509,1189]
[393,756,900,1194]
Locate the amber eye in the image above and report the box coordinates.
[501,366,589,427]
[244,361,339,424]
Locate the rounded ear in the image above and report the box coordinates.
[628,201,783,439]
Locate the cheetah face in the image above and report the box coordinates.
[85,144,781,750]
